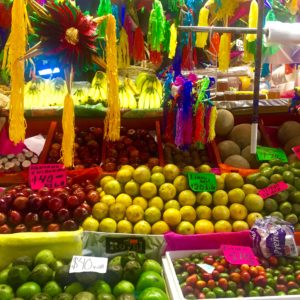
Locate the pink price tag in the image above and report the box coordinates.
[222,245,259,266]
[211,168,221,175]
[292,145,300,160]
[258,181,289,199]
[29,164,67,190]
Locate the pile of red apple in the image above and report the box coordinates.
[103,128,160,171]
[47,127,102,169]
[0,179,99,233]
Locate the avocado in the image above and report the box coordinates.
[55,265,75,286]
[13,256,33,270]
[123,261,142,284]
[7,265,31,288]
[104,264,123,287]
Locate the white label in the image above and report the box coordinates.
[198,263,215,274]
[69,256,108,274]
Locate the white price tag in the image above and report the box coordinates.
[70,256,108,274]
[198,263,215,274]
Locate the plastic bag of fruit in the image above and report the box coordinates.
[251,216,298,258]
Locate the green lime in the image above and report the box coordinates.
[97,293,116,300]
[51,260,64,271]
[42,281,62,297]
[288,289,299,295]
[138,287,168,300]
[285,213,298,225]
[277,291,286,296]
[113,281,135,297]
[260,167,273,178]
[13,256,33,269]
[249,290,260,297]
[280,202,293,216]
[254,176,270,189]
[292,162,300,169]
[269,159,284,166]
[270,211,284,219]
[55,265,75,287]
[136,271,165,292]
[0,268,9,284]
[254,286,264,295]
[246,173,260,184]
[270,174,283,183]
[34,250,55,266]
[228,281,237,291]
[142,260,162,274]
[273,190,289,203]
[74,291,96,300]
[75,273,98,286]
[89,280,111,295]
[283,171,295,184]
[225,290,235,298]
[65,282,84,296]
[7,265,31,288]
[31,292,52,300]
[272,165,284,174]
[293,203,300,214]
[202,287,210,294]
[264,198,278,213]
[53,293,73,300]
[287,184,297,193]
[267,278,276,289]
[260,163,271,170]
[290,191,300,203]
[291,168,300,177]
[213,287,225,298]
[16,282,41,300]
[285,274,295,282]
[206,291,216,298]
[0,284,14,300]
[30,264,53,286]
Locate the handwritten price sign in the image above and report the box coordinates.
[187,172,217,192]
[292,145,300,160]
[70,256,108,274]
[258,181,289,199]
[222,245,259,266]
[29,164,67,190]
[256,146,288,163]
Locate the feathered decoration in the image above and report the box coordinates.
[163,21,171,52]
[124,15,135,58]
[287,0,298,15]
[173,46,182,78]
[148,0,165,53]
[2,0,27,144]
[218,33,231,72]
[168,23,177,59]
[246,0,258,43]
[181,10,195,47]
[211,0,240,21]
[195,7,209,48]
[243,36,254,63]
[208,105,217,142]
[97,0,112,37]
[0,3,12,29]
[118,27,130,68]
[104,15,120,141]
[149,50,163,65]
[30,0,98,68]
[133,27,145,61]
[112,4,120,39]
[208,32,220,58]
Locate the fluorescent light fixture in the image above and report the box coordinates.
[38,67,60,76]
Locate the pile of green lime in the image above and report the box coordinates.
[246,160,300,230]
[0,249,167,300]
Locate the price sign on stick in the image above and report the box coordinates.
[222,245,259,266]
[256,146,288,162]
[187,172,217,192]
[258,181,289,199]
[29,164,67,190]
[70,256,108,274]
[292,145,300,160]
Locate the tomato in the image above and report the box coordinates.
[253,275,267,287]
[212,270,219,280]
[276,284,287,293]
[269,256,278,266]
[230,272,241,283]
[240,264,249,272]
[196,280,206,290]
[249,266,258,278]
[207,279,215,289]
[202,273,212,282]
[218,278,228,291]
[240,271,251,283]
[186,264,197,275]
[186,274,198,286]
[216,265,225,273]
[256,266,265,273]
[287,281,299,290]
[204,256,214,265]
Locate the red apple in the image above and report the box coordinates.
[13,196,29,211]
[71,184,81,191]
[62,219,78,231]
[24,212,39,227]
[31,225,44,232]
[0,224,12,233]
[66,195,81,208]
[0,213,7,225]
[52,187,68,197]
[0,198,9,213]
[47,223,61,232]
[87,190,100,205]
[56,208,70,223]
[14,224,27,233]
[129,149,140,158]
[85,184,96,192]
[57,192,69,202]
[8,210,22,225]
[47,197,64,212]
[81,203,92,214]
[73,205,90,222]
[39,187,50,196]
[41,210,54,224]
[72,189,86,202]
[28,196,44,212]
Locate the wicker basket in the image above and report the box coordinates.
[118,64,157,79]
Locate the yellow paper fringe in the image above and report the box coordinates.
[61,93,75,168]
[117,27,130,68]
[104,14,120,141]
[195,7,209,48]
[5,0,27,144]
[287,0,298,15]
[208,106,217,142]
[168,23,177,59]
[218,33,231,72]
[243,36,254,63]
[246,0,258,42]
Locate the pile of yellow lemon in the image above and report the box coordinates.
[81,164,264,235]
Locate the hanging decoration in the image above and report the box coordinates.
[118,27,130,68]
[148,0,166,64]
[246,0,258,43]
[97,0,112,38]
[195,7,210,48]
[168,23,178,59]
[218,33,231,72]
[133,27,145,62]
[2,0,28,144]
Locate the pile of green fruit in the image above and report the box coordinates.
[0,249,168,300]
[173,252,300,299]
[246,160,300,230]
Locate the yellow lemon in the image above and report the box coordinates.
[228,188,245,204]
[116,193,132,208]
[163,208,182,227]
[151,221,170,234]
[178,190,196,206]
[159,183,177,201]
[92,202,109,221]
[144,207,161,224]
[196,192,212,206]
[194,220,214,234]
[109,203,126,221]
[99,218,117,233]
[229,203,248,220]
[124,181,140,197]
[214,220,232,232]
[132,197,148,210]
[173,175,188,192]
[120,164,135,173]
[116,168,132,183]
[140,182,157,199]
[216,175,225,190]
[148,196,164,211]
[100,195,116,206]
[180,206,197,222]
[151,173,165,187]
[133,220,151,234]
[232,220,249,232]
[152,166,163,174]
[82,217,99,231]
[126,205,144,223]
[247,212,263,228]
[225,173,244,190]
[100,176,114,189]
[117,220,133,233]
[198,164,211,173]
[196,206,212,220]
[164,200,181,210]
[242,184,258,195]
[213,190,228,206]
[212,205,230,220]
[176,221,195,235]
